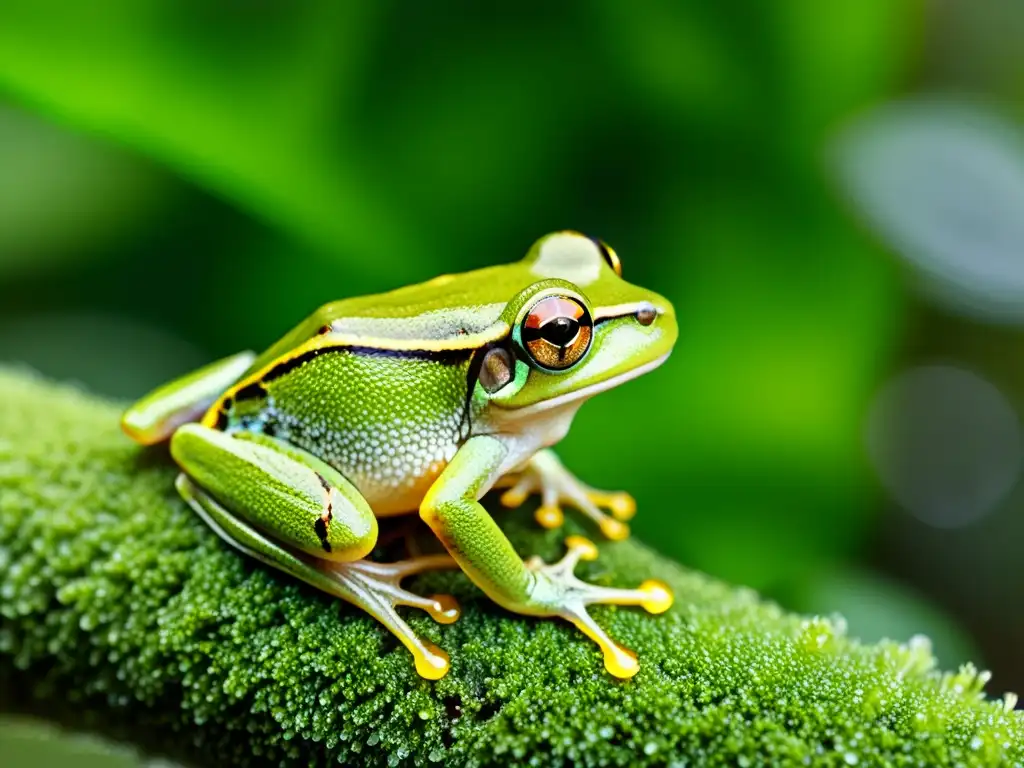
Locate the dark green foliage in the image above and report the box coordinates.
[1,368,1021,767]
[0,2,916,597]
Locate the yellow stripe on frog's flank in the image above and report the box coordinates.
[199,323,510,429]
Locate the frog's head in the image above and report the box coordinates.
[473,232,677,418]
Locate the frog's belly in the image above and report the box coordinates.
[265,415,461,517]
[358,461,449,518]
[249,405,464,517]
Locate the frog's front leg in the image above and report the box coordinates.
[495,449,637,540]
[421,436,672,679]
[170,425,460,680]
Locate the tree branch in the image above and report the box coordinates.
[0,368,1020,766]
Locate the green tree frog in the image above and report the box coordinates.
[121,232,677,680]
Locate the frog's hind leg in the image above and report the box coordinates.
[177,475,460,679]
[497,449,636,541]
[170,425,462,680]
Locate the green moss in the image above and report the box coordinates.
[0,368,1021,767]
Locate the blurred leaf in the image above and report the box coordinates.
[926,0,1024,103]
[0,1,915,600]
[834,100,1024,324]
[769,0,919,164]
[0,1,422,277]
[790,567,981,672]
[0,313,207,400]
[0,104,171,278]
[590,2,754,129]
[591,1,918,167]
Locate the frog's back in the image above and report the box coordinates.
[243,261,526,378]
[244,232,645,376]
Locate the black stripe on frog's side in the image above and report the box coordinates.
[460,344,489,440]
[232,381,267,402]
[213,407,229,431]
[211,380,268,430]
[346,345,475,364]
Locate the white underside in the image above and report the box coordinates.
[481,352,672,480]
[507,352,671,419]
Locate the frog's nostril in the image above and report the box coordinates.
[635,303,657,327]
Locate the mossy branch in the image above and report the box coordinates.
[0,368,1021,767]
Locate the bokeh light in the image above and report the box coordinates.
[835,101,1024,323]
[866,365,1022,529]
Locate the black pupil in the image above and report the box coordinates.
[541,316,578,346]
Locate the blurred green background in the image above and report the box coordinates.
[3,1,1024,759]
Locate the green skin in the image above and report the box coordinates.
[121,231,678,679]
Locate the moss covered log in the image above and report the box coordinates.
[0,368,1021,767]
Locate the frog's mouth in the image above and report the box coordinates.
[507,352,671,418]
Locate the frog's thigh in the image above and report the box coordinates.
[421,436,673,679]
[172,425,460,680]
[170,424,377,561]
[121,350,256,445]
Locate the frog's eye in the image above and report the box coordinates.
[521,296,593,371]
[593,239,622,277]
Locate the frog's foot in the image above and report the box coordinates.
[498,450,636,540]
[525,536,673,679]
[314,554,461,680]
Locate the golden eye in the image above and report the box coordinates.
[521,296,593,370]
[594,239,622,277]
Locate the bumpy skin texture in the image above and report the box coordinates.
[230,350,475,516]
[2,368,1023,767]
